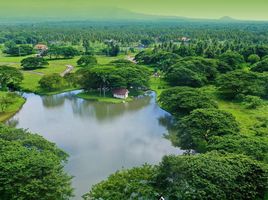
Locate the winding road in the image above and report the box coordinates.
[60,65,74,77]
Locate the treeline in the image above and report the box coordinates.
[1,21,268,48]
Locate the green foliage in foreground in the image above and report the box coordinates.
[0,124,73,200]
[85,152,267,200]
[83,164,158,200]
[159,86,218,116]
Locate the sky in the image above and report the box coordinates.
[0,0,267,21]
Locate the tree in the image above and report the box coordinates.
[140,38,154,47]
[47,46,79,59]
[176,108,240,152]
[159,87,218,116]
[248,54,260,64]
[216,60,235,73]
[61,46,79,58]
[155,153,267,200]
[251,58,268,72]
[39,74,66,91]
[4,44,33,56]
[255,45,268,58]
[216,70,268,99]
[173,45,195,57]
[242,95,264,109]
[0,124,73,200]
[207,135,268,162]
[165,66,205,87]
[77,65,150,95]
[77,55,97,67]
[0,66,23,91]
[165,57,218,87]
[21,57,49,70]
[218,51,244,71]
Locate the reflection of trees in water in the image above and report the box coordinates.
[40,90,154,121]
[41,92,78,108]
[42,95,65,108]
[71,95,152,122]
[6,118,19,127]
[158,114,180,147]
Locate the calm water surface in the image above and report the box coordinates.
[8,91,182,199]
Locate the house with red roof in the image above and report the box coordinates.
[112,89,129,99]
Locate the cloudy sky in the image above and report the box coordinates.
[0,0,267,21]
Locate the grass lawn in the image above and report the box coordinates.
[149,76,170,96]
[0,54,127,94]
[198,86,268,136]
[0,92,26,122]
[217,98,268,136]
[96,54,125,65]
[77,90,133,104]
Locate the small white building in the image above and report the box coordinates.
[112,89,129,99]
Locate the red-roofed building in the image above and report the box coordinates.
[34,44,48,51]
[112,89,129,99]
[34,44,48,57]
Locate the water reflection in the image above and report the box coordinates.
[8,90,182,199]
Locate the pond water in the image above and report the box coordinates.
[7,91,182,199]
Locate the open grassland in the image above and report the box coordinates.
[0,92,26,122]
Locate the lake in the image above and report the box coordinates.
[7,91,182,199]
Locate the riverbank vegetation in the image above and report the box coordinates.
[0,92,25,122]
[0,21,268,199]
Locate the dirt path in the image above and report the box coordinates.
[60,65,74,77]
[24,71,44,76]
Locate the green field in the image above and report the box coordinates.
[0,92,26,122]
[0,54,128,95]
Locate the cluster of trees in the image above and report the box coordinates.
[47,46,79,59]
[3,41,33,56]
[37,58,149,93]
[102,42,120,57]
[84,152,267,200]
[21,57,49,70]
[77,63,150,95]
[0,124,73,199]
[77,55,98,67]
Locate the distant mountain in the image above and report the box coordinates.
[0,7,263,24]
[219,16,237,21]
